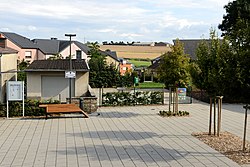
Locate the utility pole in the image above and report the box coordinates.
[65,34,76,104]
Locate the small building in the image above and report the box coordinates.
[25,59,89,102]
[0,47,18,102]
[119,59,133,75]
[132,42,155,46]
[33,38,90,60]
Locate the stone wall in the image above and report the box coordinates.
[80,97,98,114]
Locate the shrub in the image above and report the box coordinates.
[159,110,189,117]
[102,91,163,106]
[0,99,60,117]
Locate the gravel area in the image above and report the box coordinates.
[192,131,250,165]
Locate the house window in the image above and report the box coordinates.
[76,50,82,59]
[25,51,32,59]
[122,67,127,71]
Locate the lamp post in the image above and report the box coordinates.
[65,33,76,104]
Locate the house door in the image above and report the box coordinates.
[41,76,75,102]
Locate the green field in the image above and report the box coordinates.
[136,82,164,88]
[129,59,151,68]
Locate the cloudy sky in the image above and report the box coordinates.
[0,0,230,43]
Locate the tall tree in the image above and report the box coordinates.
[88,42,126,88]
[219,0,250,99]
[192,30,224,96]
[157,39,190,88]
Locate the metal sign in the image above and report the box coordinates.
[6,81,25,118]
[7,81,23,101]
[178,88,187,100]
[65,71,76,78]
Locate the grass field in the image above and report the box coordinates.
[100,45,171,59]
[129,59,151,68]
[136,82,164,88]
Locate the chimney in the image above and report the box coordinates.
[0,34,6,48]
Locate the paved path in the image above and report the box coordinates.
[0,100,249,167]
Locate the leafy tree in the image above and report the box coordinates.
[88,43,107,87]
[190,29,243,99]
[218,0,250,99]
[88,42,124,88]
[157,39,190,88]
[17,59,29,82]
[191,31,223,96]
[218,0,250,51]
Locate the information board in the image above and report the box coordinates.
[178,88,187,100]
[6,81,25,118]
[7,81,23,101]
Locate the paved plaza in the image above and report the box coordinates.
[0,100,249,167]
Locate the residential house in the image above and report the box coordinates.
[0,32,42,63]
[155,42,172,47]
[149,39,210,70]
[100,50,120,68]
[173,39,213,60]
[0,47,18,102]
[25,59,89,102]
[132,42,155,46]
[119,59,133,76]
[33,38,90,60]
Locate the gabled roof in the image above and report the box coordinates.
[1,32,38,49]
[33,39,60,54]
[148,58,161,70]
[100,50,119,62]
[25,59,89,72]
[173,39,211,60]
[74,41,90,54]
[33,39,90,55]
[0,47,18,54]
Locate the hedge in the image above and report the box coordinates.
[102,91,163,106]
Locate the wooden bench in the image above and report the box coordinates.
[39,104,89,119]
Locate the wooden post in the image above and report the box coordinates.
[176,88,178,113]
[217,97,220,136]
[173,89,175,112]
[243,105,248,152]
[169,87,171,111]
[209,97,212,135]
[214,98,216,136]
[216,96,223,137]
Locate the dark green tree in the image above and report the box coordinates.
[219,0,250,99]
[17,59,29,82]
[157,39,190,88]
[191,31,223,96]
[88,42,123,88]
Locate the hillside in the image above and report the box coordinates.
[100,45,171,59]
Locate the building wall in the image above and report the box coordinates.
[60,43,88,60]
[37,50,46,60]
[0,53,18,102]
[6,39,39,63]
[106,56,119,68]
[119,63,133,75]
[27,71,89,102]
[75,72,89,97]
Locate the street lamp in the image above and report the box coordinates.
[65,33,76,104]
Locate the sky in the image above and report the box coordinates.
[0,0,231,44]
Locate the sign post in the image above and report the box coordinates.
[6,81,24,118]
